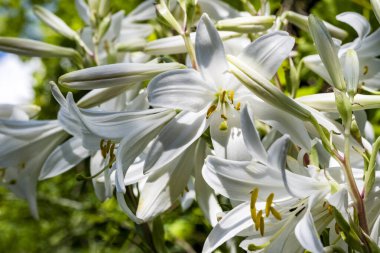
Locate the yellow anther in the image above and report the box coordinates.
[250,206,257,221]
[235,102,241,111]
[219,120,228,131]
[228,90,234,104]
[221,114,228,120]
[270,207,282,220]
[206,104,217,119]
[265,193,274,217]
[259,216,265,236]
[106,140,111,152]
[100,139,107,158]
[220,90,227,104]
[250,188,259,209]
[363,65,369,75]
[110,143,115,157]
[255,210,262,231]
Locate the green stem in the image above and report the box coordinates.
[181,31,198,70]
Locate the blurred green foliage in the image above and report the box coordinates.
[0,0,379,252]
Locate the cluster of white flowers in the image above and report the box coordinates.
[2,0,380,252]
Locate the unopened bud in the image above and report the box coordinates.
[308,15,346,91]
[343,49,359,97]
[216,16,275,33]
[283,11,348,40]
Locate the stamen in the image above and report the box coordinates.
[250,188,259,208]
[228,90,234,104]
[255,210,262,231]
[106,140,111,153]
[259,216,265,236]
[235,102,241,111]
[221,114,228,120]
[265,193,274,217]
[206,104,217,119]
[100,139,107,158]
[250,206,257,221]
[220,90,226,104]
[270,207,282,220]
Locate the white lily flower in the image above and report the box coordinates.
[145,14,310,174]
[202,143,332,252]
[201,109,349,253]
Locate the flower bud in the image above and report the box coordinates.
[297,93,380,112]
[0,37,81,61]
[216,16,275,33]
[98,0,110,18]
[144,31,238,55]
[156,0,183,34]
[283,11,348,40]
[343,49,359,97]
[59,62,186,89]
[308,15,346,91]
[33,5,78,41]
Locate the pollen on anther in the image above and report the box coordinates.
[206,104,217,119]
[265,193,274,217]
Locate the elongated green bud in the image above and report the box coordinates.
[284,11,348,40]
[144,31,239,55]
[308,15,346,91]
[343,49,359,97]
[296,93,380,112]
[98,0,110,18]
[227,55,312,121]
[0,37,81,61]
[156,0,183,34]
[59,62,186,89]
[216,16,275,33]
[33,5,78,40]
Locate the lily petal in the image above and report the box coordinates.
[144,110,208,174]
[239,31,295,80]
[194,139,223,226]
[336,12,371,44]
[39,136,90,180]
[148,69,214,111]
[202,202,253,253]
[136,143,195,221]
[196,14,229,88]
[241,105,268,163]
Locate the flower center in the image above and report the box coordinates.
[206,89,241,131]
